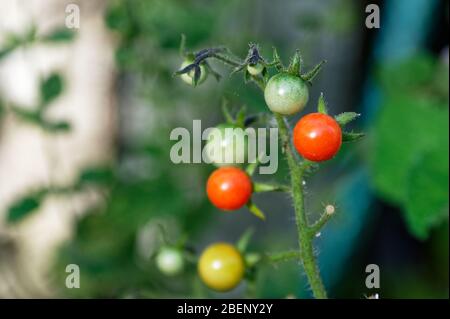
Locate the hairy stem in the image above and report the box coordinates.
[267,250,301,263]
[274,113,327,299]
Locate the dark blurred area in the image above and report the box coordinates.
[0,0,448,299]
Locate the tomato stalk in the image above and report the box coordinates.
[274,113,328,299]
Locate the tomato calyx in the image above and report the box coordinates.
[231,43,268,79]
[271,48,327,85]
[175,36,224,86]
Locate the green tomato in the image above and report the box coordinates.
[180,59,207,85]
[247,63,264,76]
[156,247,184,276]
[264,73,309,115]
[204,124,248,167]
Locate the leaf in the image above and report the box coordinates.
[78,167,115,186]
[235,105,247,127]
[342,131,364,142]
[40,73,63,106]
[287,50,302,75]
[236,228,254,253]
[7,191,46,223]
[41,29,75,42]
[246,201,266,220]
[179,33,186,57]
[371,96,448,205]
[301,59,327,82]
[221,99,234,124]
[243,69,251,83]
[0,46,14,61]
[271,47,284,71]
[335,112,360,126]
[11,106,42,124]
[42,120,71,132]
[317,93,328,114]
[403,149,449,240]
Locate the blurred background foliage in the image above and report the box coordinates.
[0,0,448,298]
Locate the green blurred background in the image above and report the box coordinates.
[0,0,448,299]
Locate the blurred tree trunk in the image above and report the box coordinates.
[0,0,116,297]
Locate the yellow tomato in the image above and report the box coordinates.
[198,243,245,292]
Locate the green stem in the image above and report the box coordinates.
[267,250,301,263]
[274,113,327,299]
[253,182,290,193]
[211,53,241,68]
[308,206,334,237]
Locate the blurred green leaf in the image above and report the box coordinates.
[11,106,42,124]
[0,26,37,61]
[40,73,63,106]
[42,120,71,132]
[0,46,14,61]
[372,97,448,205]
[404,149,449,239]
[7,191,46,223]
[41,29,75,42]
[372,54,449,239]
[78,167,115,186]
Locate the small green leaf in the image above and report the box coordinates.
[246,201,266,220]
[236,228,254,253]
[301,59,327,83]
[78,167,114,186]
[43,120,71,132]
[11,106,42,124]
[40,73,63,106]
[221,99,234,124]
[0,46,14,61]
[7,191,46,223]
[179,34,186,57]
[41,29,75,42]
[342,131,364,142]
[271,47,284,71]
[243,69,251,83]
[287,50,302,75]
[335,112,360,126]
[317,93,328,114]
[235,105,247,127]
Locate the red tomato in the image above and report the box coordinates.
[206,167,252,210]
[293,113,342,162]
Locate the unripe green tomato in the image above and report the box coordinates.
[180,59,207,85]
[247,63,264,76]
[204,124,248,167]
[264,73,309,115]
[155,247,184,276]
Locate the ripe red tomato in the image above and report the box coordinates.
[206,167,252,210]
[293,113,342,162]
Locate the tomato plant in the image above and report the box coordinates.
[176,40,363,298]
[198,243,245,292]
[206,166,252,211]
[293,113,342,162]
